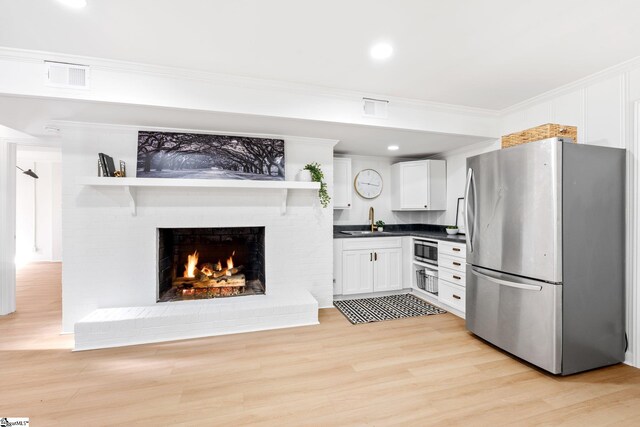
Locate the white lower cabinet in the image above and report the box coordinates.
[373,248,403,292]
[342,250,375,295]
[335,236,466,318]
[437,241,466,317]
[438,281,466,313]
[336,238,403,295]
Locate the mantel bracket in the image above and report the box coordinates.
[280,189,289,215]
[124,186,137,216]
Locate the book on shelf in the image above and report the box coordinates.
[98,153,116,177]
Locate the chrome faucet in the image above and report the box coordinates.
[369,206,375,232]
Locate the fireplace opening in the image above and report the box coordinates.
[158,227,265,302]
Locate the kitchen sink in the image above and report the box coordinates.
[340,230,388,236]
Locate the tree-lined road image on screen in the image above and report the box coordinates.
[136,131,285,180]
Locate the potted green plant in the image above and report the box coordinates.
[446,225,459,235]
[303,162,330,208]
[375,220,385,232]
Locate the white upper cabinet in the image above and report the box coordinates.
[333,157,352,209]
[391,160,446,211]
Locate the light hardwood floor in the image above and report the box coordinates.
[2,262,640,426]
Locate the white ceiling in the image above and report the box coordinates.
[1,0,640,110]
[0,95,489,157]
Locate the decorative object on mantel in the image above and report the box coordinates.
[303,162,330,208]
[98,154,126,177]
[296,169,313,182]
[98,153,117,177]
[334,294,446,325]
[375,220,385,232]
[136,131,285,181]
[445,225,459,235]
[455,197,465,234]
[501,123,577,148]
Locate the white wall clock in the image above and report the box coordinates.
[354,169,383,199]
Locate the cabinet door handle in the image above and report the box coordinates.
[453,248,461,252]
[374,252,378,261]
[370,253,372,262]
[453,261,461,266]
[453,294,461,300]
[453,275,461,280]
[424,205,428,208]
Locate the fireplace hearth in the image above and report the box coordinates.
[158,227,265,302]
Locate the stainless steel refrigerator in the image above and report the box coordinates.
[464,137,626,375]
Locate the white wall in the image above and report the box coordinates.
[60,124,335,333]
[15,147,62,264]
[430,140,500,225]
[0,140,17,315]
[333,155,439,226]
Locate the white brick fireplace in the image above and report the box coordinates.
[60,123,335,349]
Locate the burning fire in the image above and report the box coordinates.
[184,250,236,278]
[184,250,199,278]
[227,251,235,270]
[226,251,235,276]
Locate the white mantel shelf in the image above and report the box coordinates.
[78,177,321,215]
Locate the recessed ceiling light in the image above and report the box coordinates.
[56,0,87,9]
[387,145,399,151]
[370,42,393,60]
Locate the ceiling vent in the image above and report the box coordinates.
[45,61,90,89]
[362,97,389,119]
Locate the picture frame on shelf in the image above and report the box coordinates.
[136,131,285,181]
[455,197,466,234]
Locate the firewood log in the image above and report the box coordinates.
[209,273,246,287]
[226,265,244,276]
[201,263,215,276]
[173,277,196,286]
[194,268,210,282]
[212,268,227,278]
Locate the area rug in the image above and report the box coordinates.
[333,294,446,324]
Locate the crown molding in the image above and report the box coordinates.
[47,120,339,147]
[0,46,499,118]
[0,136,42,144]
[501,55,640,115]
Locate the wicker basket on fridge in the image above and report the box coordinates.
[501,123,577,149]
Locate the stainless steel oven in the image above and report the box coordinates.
[414,239,438,266]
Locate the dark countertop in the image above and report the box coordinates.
[333,224,466,243]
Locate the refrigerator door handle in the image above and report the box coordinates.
[470,267,543,291]
[472,169,478,249]
[464,168,474,252]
